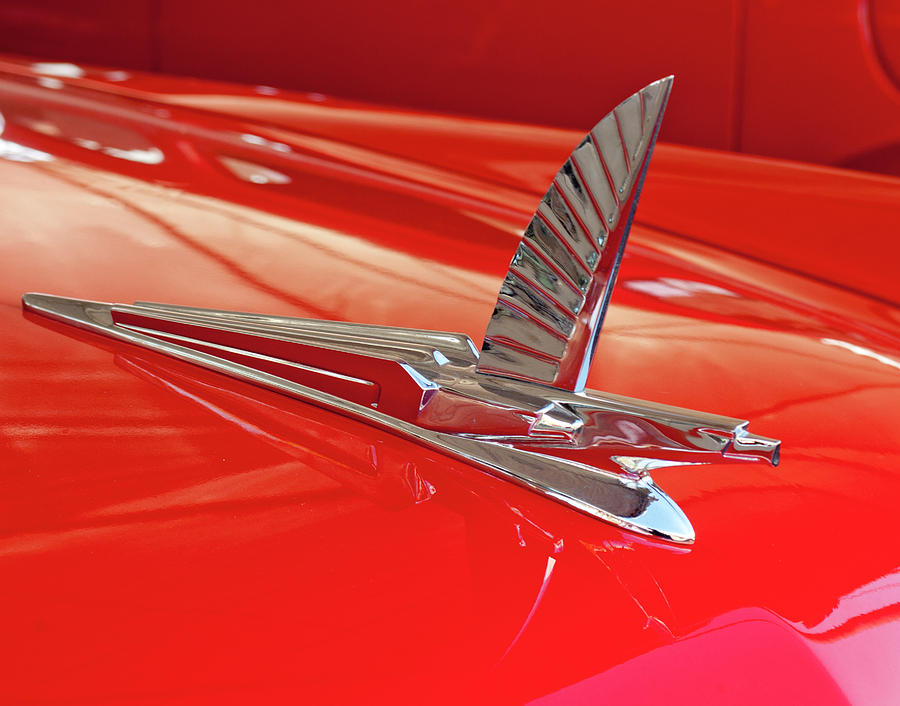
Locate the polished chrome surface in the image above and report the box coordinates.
[22,292,781,544]
[477,77,673,391]
[21,77,784,543]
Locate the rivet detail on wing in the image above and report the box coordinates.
[477,77,673,392]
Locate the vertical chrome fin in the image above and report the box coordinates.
[477,76,673,391]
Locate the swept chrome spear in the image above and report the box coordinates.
[23,77,780,544]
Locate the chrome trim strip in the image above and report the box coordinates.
[509,242,583,315]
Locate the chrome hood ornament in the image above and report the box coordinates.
[23,77,779,544]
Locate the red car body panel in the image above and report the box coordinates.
[1,59,900,705]
[5,1,900,174]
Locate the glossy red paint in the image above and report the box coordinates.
[5,2,900,175]
[0,0,153,70]
[741,0,900,173]
[2,60,900,704]
[871,0,900,91]
[0,0,741,149]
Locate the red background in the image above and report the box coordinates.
[4,0,900,173]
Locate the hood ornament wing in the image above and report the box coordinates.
[478,76,671,391]
[22,77,780,544]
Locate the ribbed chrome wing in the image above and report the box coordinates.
[476,77,673,392]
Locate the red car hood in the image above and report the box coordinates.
[2,58,900,705]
